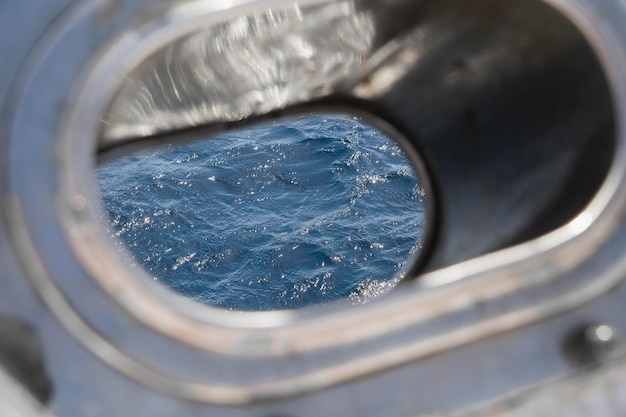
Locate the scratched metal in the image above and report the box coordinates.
[101,1,375,143]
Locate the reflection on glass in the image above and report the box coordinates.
[97,114,426,310]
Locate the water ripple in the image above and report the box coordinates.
[98,114,426,310]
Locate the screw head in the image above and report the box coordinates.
[564,324,620,366]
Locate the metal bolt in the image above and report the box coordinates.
[68,194,87,212]
[564,324,620,366]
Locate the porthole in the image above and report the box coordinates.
[5,0,625,408]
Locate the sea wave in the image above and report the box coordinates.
[98,114,426,310]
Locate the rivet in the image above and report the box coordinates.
[68,194,87,212]
[564,324,620,366]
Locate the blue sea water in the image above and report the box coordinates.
[97,114,427,311]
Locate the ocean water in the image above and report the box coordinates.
[97,114,427,311]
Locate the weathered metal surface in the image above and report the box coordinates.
[1,0,626,416]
